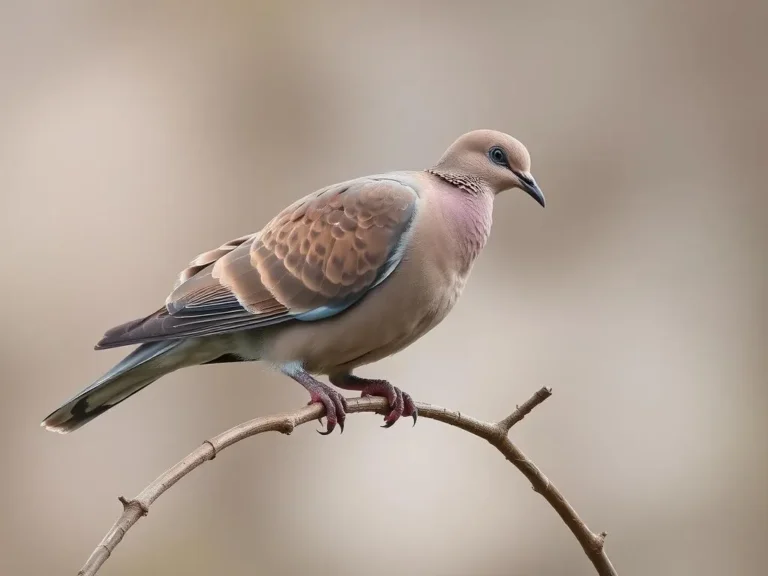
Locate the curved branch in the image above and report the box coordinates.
[78,387,617,576]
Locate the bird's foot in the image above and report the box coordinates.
[331,375,417,428]
[282,367,347,435]
[364,380,417,428]
[306,380,348,435]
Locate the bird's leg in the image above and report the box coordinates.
[329,373,417,428]
[281,365,347,435]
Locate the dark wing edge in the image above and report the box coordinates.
[94,232,290,349]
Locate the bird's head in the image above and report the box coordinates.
[432,129,545,207]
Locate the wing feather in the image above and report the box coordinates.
[96,176,419,349]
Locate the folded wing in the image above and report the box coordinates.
[96,177,419,348]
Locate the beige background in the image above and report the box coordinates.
[1,1,766,575]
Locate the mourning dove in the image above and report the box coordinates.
[42,130,545,435]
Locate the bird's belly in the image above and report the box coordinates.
[342,283,462,370]
[257,264,466,375]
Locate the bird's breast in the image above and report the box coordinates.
[421,185,493,280]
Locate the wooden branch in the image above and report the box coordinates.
[78,387,617,576]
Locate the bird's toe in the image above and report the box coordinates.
[402,391,418,426]
[308,387,346,435]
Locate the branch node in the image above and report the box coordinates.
[279,419,295,435]
[531,475,551,495]
[202,439,218,460]
[117,496,148,517]
[590,531,608,552]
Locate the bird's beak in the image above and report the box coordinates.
[518,172,546,208]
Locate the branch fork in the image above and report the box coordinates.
[78,387,617,576]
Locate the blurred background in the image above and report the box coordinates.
[1,1,766,575]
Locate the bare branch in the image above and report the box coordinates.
[498,386,552,431]
[78,387,617,576]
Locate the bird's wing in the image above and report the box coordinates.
[96,176,419,348]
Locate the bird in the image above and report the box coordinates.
[41,129,545,435]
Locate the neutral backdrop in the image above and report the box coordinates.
[1,1,766,575]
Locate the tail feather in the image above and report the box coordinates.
[42,339,188,434]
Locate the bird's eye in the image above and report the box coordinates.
[489,146,508,166]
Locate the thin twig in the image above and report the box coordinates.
[78,387,617,576]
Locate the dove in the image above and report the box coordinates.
[42,129,545,435]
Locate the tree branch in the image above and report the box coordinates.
[78,387,617,576]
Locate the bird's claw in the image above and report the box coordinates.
[404,391,417,426]
[306,383,347,435]
[360,381,417,429]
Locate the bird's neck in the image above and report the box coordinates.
[425,168,485,196]
[425,169,494,274]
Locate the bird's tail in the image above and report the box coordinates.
[42,339,199,434]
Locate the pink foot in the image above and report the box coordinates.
[331,374,417,428]
[306,381,348,435]
[283,367,348,435]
